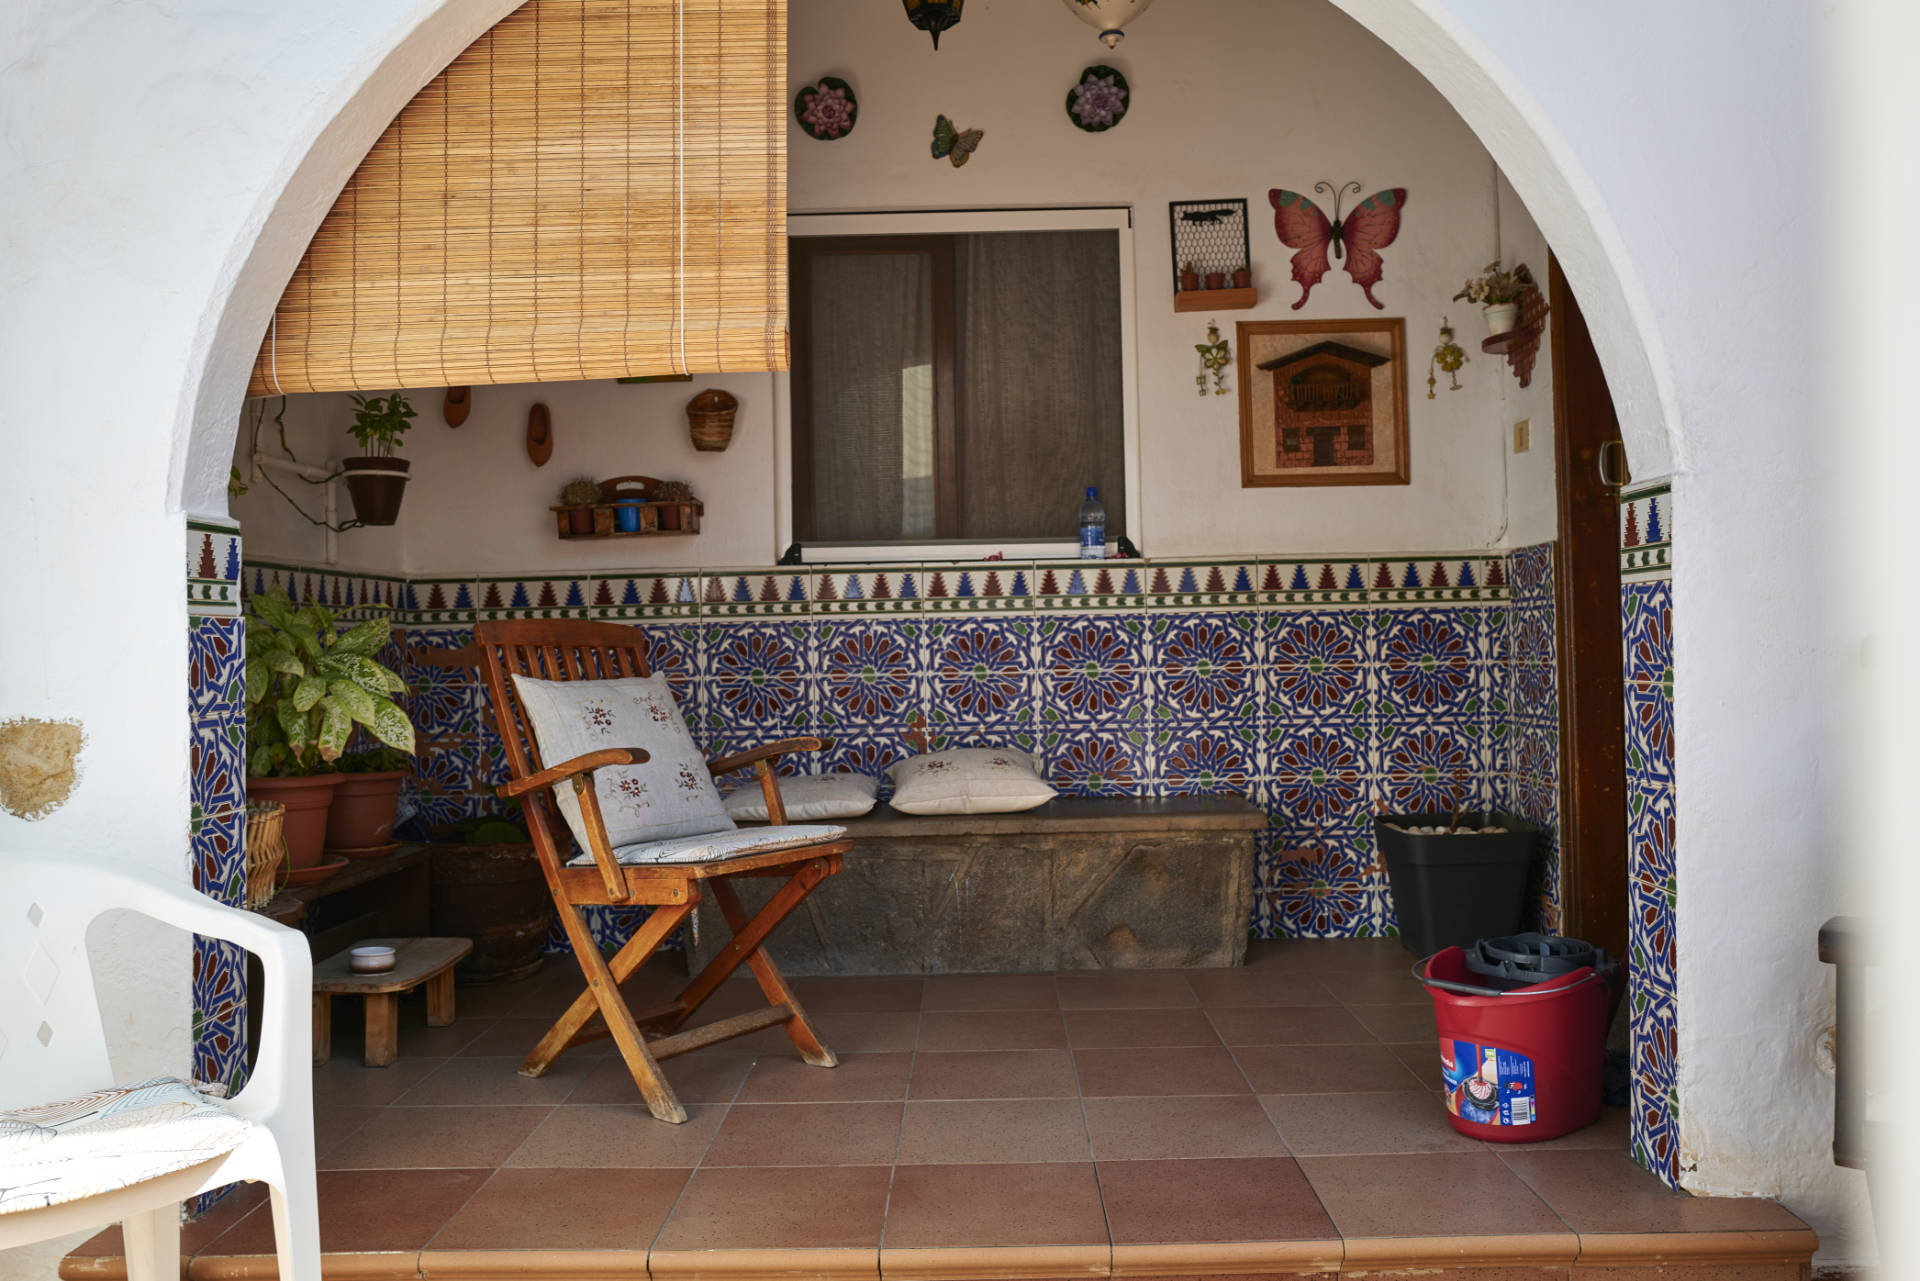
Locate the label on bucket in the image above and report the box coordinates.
[1441,1039,1536,1126]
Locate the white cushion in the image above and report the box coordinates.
[0,1078,251,1215]
[724,772,879,822]
[886,747,1058,816]
[567,823,848,866]
[512,673,733,853]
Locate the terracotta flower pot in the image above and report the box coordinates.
[1231,268,1251,289]
[246,773,343,869]
[325,768,409,849]
[1178,271,1199,292]
[343,456,410,526]
[566,506,595,535]
[1204,272,1225,290]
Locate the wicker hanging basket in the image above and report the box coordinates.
[244,800,290,909]
[686,389,738,452]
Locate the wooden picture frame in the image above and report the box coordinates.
[1236,317,1409,487]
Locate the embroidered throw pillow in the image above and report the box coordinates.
[511,673,733,852]
[886,747,1057,816]
[723,771,879,822]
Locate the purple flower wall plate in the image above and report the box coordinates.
[1068,64,1130,132]
[795,76,858,141]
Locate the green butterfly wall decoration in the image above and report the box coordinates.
[931,114,983,167]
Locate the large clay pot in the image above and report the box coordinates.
[246,774,343,869]
[343,456,410,526]
[325,769,408,849]
[428,840,551,984]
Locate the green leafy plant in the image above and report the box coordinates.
[336,745,413,774]
[244,587,414,777]
[346,393,416,457]
[441,808,532,845]
[1452,260,1536,307]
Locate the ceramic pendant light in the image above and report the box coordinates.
[1059,0,1154,49]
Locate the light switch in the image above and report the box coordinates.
[1513,419,1531,453]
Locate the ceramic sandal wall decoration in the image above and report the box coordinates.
[795,76,858,140]
[1195,321,1231,396]
[1067,64,1130,131]
[930,114,983,167]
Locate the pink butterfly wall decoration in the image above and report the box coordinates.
[1268,181,1407,309]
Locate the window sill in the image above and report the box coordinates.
[799,541,1126,565]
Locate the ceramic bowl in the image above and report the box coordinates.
[349,944,397,974]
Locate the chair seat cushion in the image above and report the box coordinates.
[568,823,848,867]
[0,1078,250,1215]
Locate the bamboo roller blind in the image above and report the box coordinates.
[247,0,787,397]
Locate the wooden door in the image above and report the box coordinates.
[1549,256,1629,960]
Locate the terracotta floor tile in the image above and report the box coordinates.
[1098,1156,1339,1244]
[1184,969,1338,1008]
[309,1056,440,1107]
[703,1101,904,1166]
[390,1053,596,1106]
[1347,1001,1438,1041]
[923,973,1061,1011]
[1234,1043,1429,1093]
[1206,1004,1374,1047]
[882,1162,1108,1247]
[1510,1104,1632,1151]
[204,1168,490,1256]
[1261,1090,1484,1155]
[68,1182,271,1259]
[908,1049,1080,1100]
[1064,1006,1221,1048]
[916,1009,1068,1052]
[317,1104,551,1170]
[1298,1151,1570,1238]
[735,1051,913,1102]
[505,1102,727,1167]
[1246,939,1415,973]
[1073,1044,1251,1097]
[1055,970,1200,1009]
[311,1105,382,1162]
[569,1052,756,1105]
[458,1016,610,1058]
[321,1008,489,1060]
[1082,1094,1287,1160]
[896,1098,1091,1164]
[427,1166,690,1249]
[1499,1149,1809,1234]
[789,976,926,1012]
[1386,1040,1446,1090]
[695,1008,922,1056]
[652,1164,891,1251]
[1318,967,1430,1004]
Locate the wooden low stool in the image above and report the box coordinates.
[312,936,472,1067]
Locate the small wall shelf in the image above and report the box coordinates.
[1480,287,1550,387]
[551,474,702,540]
[1174,286,1257,313]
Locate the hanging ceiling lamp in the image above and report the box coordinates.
[901,0,964,49]
[1059,0,1155,49]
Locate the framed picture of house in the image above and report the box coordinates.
[1235,317,1409,487]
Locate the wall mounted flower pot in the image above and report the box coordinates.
[686,388,738,451]
[1482,302,1520,336]
[1204,272,1225,290]
[246,773,343,869]
[565,506,595,535]
[1178,270,1200,292]
[343,456,410,526]
[324,768,409,850]
[614,499,644,533]
[1231,268,1252,289]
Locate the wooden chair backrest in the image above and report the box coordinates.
[471,619,655,872]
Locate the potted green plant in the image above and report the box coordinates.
[1453,261,1537,336]
[1231,264,1252,289]
[326,745,412,853]
[559,477,600,535]
[343,393,416,525]
[426,806,551,983]
[1178,260,1200,292]
[244,587,415,867]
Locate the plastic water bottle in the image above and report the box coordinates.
[1078,486,1106,560]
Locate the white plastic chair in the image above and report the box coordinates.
[0,854,319,1281]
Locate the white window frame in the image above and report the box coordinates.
[775,206,1142,565]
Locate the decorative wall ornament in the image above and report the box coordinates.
[930,114,984,167]
[526,402,553,467]
[442,386,470,427]
[1196,322,1231,397]
[1427,318,1468,398]
[1481,281,1550,389]
[1067,65,1130,131]
[1061,0,1155,48]
[1235,317,1410,488]
[1169,198,1252,310]
[1268,181,1408,310]
[795,77,858,140]
[901,0,964,49]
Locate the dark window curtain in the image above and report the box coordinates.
[807,251,936,542]
[955,230,1125,540]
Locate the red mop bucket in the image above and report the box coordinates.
[1415,946,1610,1142]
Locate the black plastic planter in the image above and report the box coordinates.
[1374,811,1541,956]
[343,456,410,526]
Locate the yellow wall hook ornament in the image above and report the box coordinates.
[1427,316,1467,399]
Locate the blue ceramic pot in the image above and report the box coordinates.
[614,499,643,533]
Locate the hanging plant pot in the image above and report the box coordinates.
[1483,302,1521,337]
[342,457,410,526]
[687,389,738,451]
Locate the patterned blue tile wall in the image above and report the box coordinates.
[1621,483,1679,1185]
[245,551,1561,945]
[1502,542,1562,932]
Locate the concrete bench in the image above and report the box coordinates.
[684,795,1266,976]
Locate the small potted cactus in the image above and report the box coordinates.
[656,479,693,531]
[1178,260,1200,292]
[1231,264,1252,289]
[559,477,599,535]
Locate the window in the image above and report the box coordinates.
[790,229,1127,549]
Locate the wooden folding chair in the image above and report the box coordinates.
[472,619,849,1123]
